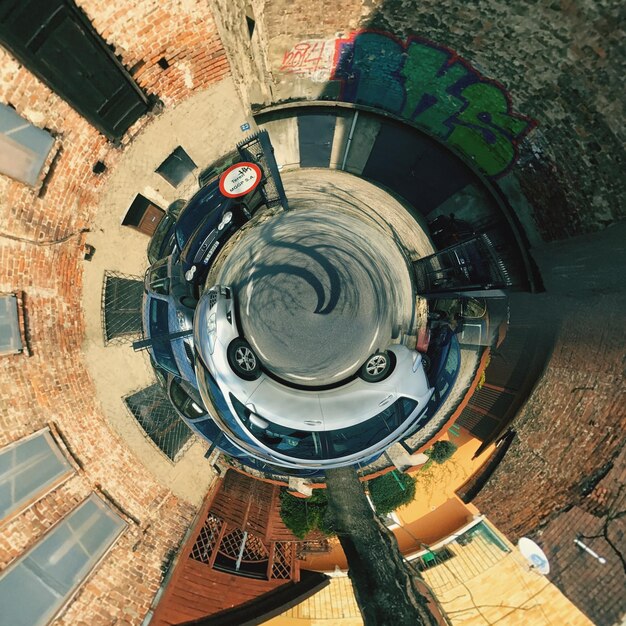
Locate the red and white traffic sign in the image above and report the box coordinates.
[219,162,262,198]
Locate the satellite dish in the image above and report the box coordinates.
[518,537,550,575]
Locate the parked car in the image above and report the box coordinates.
[197,150,240,188]
[180,189,265,285]
[174,179,266,286]
[147,199,186,265]
[192,285,434,470]
[428,213,475,249]
[165,374,248,458]
[141,256,197,385]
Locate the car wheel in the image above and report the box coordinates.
[359,351,392,382]
[421,353,431,373]
[227,338,261,380]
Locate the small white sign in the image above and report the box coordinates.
[219,162,261,198]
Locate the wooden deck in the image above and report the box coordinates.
[151,470,309,626]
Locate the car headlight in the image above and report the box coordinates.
[176,310,188,329]
[207,313,217,354]
[218,211,233,230]
[207,312,217,335]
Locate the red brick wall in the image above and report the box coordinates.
[0,1,230,623]
[78,0,230,110]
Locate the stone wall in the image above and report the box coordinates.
[234,0,625,240]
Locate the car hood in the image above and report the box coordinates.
[242,345,433,431]
[175,181,223,251]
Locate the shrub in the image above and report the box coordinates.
[427,440,458,464]
[279,489,334,539]
[368,471,416,516]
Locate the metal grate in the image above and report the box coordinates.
[190,514,224,564]
[101,271,144,345]
[271,542,293,579]
[123,383,193,461]
[208,290,217,309]
[237,130,289,210]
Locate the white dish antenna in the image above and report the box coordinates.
[517,537,550,575]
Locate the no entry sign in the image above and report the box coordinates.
[219,162,262,198]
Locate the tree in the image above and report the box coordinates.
[279,488,334,539]
[428,440,457,464]
[325,466,441,626]
[369,470,416,515]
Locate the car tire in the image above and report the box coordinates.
[227,338,261,380]
[359,351,392,382]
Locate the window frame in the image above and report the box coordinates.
[0,427,75,526]
[0,103,55,187]
[0,493,128,626]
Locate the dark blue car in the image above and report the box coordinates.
[175,180,266,285]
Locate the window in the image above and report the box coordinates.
[0,293,23,356]
[0,104,54,186]
[124,384,192,461]
[0,429,73,522]
[169,379,206,421]
[101,271,144,345]
[146,259,170,296]
[0,494,126,626]
[155,146,197,187]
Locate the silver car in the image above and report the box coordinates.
[193,286,434,469]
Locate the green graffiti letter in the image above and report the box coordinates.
[448,82,531,176]
[401,42,468,135]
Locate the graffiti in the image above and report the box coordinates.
[331,31,536,177]
[280,39,335,82]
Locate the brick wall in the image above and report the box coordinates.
[0,1,230,623]
[77,0,230,110]
[473,223,626,539]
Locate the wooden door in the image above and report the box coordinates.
[0,0,149,140]
[137,203,165,236]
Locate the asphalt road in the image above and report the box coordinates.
[216,172,417,386]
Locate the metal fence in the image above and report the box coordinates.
[123,382,193,462]
[101,270,144,345]
[237,130,289,210]
[412,234,512,297]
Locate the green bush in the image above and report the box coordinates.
[279,489,334,539]
[368,471,416,516]
[427,440,458,464]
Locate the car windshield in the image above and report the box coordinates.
[175,182,223,251]
[198,150,240,187]
[230,395,418,461]
[149,299,179,375]
[195,365,256,451]
[146,259,169,295]
[325,397,418,458]
[233,401,323,460]
[169,379,205,420]
[147,214,174,264]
